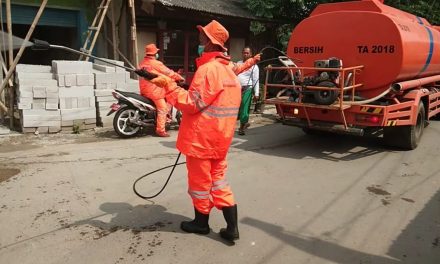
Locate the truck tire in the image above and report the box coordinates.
[383,102,425,150]
[312,81,338,105]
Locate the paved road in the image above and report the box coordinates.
[0,117,439,264]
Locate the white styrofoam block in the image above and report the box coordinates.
[46,86,59,93]
[61,108,96,121]
[21,109,61,121]
[46,103,58,110]
[32,99,46,109]
[125,72,131,82]
[95,83,117,90]
[64,74,77,87]
[55,74,65,86]
[46,92,59,99]
[18,79,58,86]
[17,85,33,92]
[17,90,33,98]
[33,86,46,98]
[22,109,60,116]
[77,74,94,86]
[94,71,116,84]
[114,72,127,83]
[97,101,116,107]
[96,96,115,102]
[61,120,74,126]
[94,58,124,71]
[16,64,52,73]
[18,97,33,104]
[77,97,94,108]
[93,64,116,73]
[25,111,59,122]
[52,60,93,74]
[18,102,32,110]
[59,86,94,98]
[16,73,54,84]
[46,98,58,110]
[22,120,60,127]
[59,98,78,109]
[94,89,113,97]
[49,126,61,133]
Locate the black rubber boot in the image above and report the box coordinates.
[238,124,245,135]
[220,204,239,242]
[180,208,210,235]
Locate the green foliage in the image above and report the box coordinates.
[11,0,92,9]
[385,0,440,25]
[245,0,440,49]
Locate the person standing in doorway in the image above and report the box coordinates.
[138,43,184,137]
[237,47,259,135]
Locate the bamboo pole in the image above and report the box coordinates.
[128,0,138,67]
[110,0,118,60]
[0,0,48,98]
[6,0,14,128]
[105,36,135,69]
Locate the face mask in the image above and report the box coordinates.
[197,45,205,56]
[155,54,159,59]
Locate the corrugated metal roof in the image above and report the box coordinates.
[156,0,256,19]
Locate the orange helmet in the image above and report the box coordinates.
[197,20,229,51]
[145,43,159,55]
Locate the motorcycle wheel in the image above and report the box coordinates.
[113,106,141,138]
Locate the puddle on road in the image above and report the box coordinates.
[0,168,20,182]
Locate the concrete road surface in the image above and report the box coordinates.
[0,116,439,264]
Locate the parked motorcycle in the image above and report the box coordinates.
[107,90,182,138]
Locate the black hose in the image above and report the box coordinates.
[133,152,186,200]
[132,46,292,200]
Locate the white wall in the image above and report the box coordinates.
[229,38,245,62]
[137,30,157,65]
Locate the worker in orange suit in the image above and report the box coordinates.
[138,43,184,137]
[144,20,246,243]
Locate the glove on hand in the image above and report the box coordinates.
[253,53,261,62]
[134,68,158,80]
[150,75,173,88]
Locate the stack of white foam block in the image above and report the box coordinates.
[15,64,61,134]
[15,59,140,133]
[53,61,97,132]
[93,58,139,127]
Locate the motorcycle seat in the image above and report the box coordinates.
[115,90,155,107]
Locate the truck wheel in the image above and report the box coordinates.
[312,81,338,105]
[384,103,425,150]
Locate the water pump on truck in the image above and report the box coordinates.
[264,0,440,150]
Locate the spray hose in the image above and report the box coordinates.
[132,47,297,200]
[133,153,185,200]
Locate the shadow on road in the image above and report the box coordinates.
[242,216,400,264]
[71,202,230,245]
[233,123,386,162]
[242,190,440,264]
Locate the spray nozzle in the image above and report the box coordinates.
[31,39,50,51]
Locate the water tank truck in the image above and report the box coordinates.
[264,0,440,149]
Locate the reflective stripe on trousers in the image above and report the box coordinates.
[186,155,235,214]
[152,98,168,133]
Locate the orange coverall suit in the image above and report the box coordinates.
[138,57,184,134]
[154,52,241,214]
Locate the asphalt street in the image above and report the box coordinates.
[0,116,439,264]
